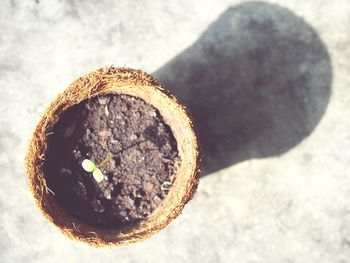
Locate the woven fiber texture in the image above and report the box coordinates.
[25,67,200,247]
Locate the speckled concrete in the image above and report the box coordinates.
[1,0,350,262]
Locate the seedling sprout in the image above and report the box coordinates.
[82,159,104,182]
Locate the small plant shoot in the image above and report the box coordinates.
[81,140,146,183]
[82,159,104,182]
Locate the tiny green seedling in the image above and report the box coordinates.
[82,159,104,183]
[81,140,146,183]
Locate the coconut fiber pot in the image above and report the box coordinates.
[25,67,200,247]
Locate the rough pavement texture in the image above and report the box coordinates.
[1,0,350,262]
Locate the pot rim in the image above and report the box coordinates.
[25,66,200,247]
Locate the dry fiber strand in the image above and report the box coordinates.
[25,67,200,247]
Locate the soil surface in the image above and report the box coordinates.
[44,94,180,228]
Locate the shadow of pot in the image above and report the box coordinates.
[155,2,332,175]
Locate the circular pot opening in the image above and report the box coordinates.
[25,67,200,246]
[45,93,180,229]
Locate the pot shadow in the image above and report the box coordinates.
[154,1,332,176]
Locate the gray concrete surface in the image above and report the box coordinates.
[1,0,350,262]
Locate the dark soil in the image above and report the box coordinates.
[44,94,180,228]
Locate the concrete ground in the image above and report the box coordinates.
[1,0,350,262]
